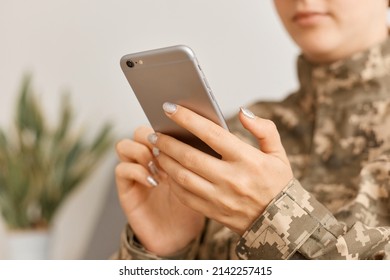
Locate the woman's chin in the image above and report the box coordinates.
[296,39,343,63]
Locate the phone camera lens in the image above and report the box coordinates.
[126,60,135,68]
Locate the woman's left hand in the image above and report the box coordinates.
[149,103,293,235]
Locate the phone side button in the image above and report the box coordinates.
[203,78,211,90]
[208,90,216,102]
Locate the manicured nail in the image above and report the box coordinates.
[163,102,177,114]
[240,107,255,119]
[146,176,158,187]
[152,147,160,157]
[148,161,159,175]
[147,133,158,145]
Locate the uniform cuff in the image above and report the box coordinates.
[236,178,339,259]
[117,224,200,260]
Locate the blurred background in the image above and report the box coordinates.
[0,0,299,259]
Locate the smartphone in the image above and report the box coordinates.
[120,45,228,158]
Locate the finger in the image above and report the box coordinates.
[157,152,215,201]
[115,162,158,193]
[133,126,167,175]
[115,139,154,166]
[239,108,285,155]
[162,103,242,160]
[152,133,229,183]
[133,126,155,148]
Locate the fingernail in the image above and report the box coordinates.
[148,161,159,175]
[152,147,160,157]
[240,107,255,119]
[146,175,158,187]
[147,133,158,145]
[163,102,177,114]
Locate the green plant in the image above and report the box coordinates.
[0,76,113,230]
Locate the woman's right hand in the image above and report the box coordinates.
[115,126,205,256]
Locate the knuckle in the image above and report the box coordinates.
[264,119,278,132]
[137,145,151,161]
[115,139,131,156]
[133,126,152,141]
[175,169,190,186]
[158,135,169,150]
[204,126,223,143]
[115,163,127,178]
[180,112,193,127]
[182,150,198,167]
[116,138,152,163]
[133,127,144,141]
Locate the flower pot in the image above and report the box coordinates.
[5,229,51,260]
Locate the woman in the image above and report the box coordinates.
[114,0,390,259]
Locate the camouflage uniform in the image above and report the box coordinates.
[114,38,390,260]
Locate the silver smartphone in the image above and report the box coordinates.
[120,45,228,158]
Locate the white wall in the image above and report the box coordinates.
[0,0,298,259]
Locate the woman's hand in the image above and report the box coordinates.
[115,126,205,256]
[149,103,293,235]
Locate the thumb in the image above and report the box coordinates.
[239,107,284,155]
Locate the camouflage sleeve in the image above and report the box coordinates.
[111,224,201,260]
[236,168,390,260]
